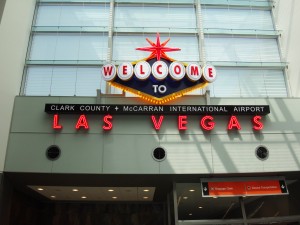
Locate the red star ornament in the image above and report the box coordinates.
[136,33,181,61]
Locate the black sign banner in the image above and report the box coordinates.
[45,104,270,115]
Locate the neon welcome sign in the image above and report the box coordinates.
[101,33,217,104]
[45,34,271,132]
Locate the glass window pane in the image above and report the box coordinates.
[35,5,60,26]
[245,180,300,218]
[35,4,109,27]
[76,67,104,96]
[264,70,288,97]
[29,34,57,60]
[210,69,241,97]
[24,66,52,96]
[29,33,108,61]
[114,5,196,28]
[50,67,77,96]
[24,66,105,96]
[210,68,287,97]
[205,37,280,62]
[177,183,243,220]
[55,34,80,60]
[203,8,274,30]
[78,33,108,60]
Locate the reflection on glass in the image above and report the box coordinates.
[177,180,300,222]
[176,183,243,220]
[244,180,300,218]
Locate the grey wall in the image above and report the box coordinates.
[5,96,300,175]
[0,0,36,172]
[276,0,300,97]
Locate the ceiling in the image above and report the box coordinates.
[6,172,300,221]
[28,182,286,221]
[28,186,155,201]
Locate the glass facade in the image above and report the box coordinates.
[23,0,288,97]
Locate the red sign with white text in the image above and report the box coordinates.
[202,179,288,197]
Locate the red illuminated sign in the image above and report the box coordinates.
[52,114,264,131]
[103,115,113,130]
[47,104,269,131]
[201,115,215,131]
[178,115,188,130]
[53,114,62,130]
[151,115,164,130]
[75,115,89,130]
[227,115,241,130]
[202,179,288,197]
[252,115,264,130]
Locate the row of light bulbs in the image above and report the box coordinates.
[37,187,151,200]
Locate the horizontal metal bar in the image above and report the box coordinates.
[25,60,287,69]
[179,219,245,225]
[39,0,109,3]
[39,0,273,8]
[32,26,109,33]
[201,0,273,9]
[204,28,280,37]
[114,27,198,34]
[207,61,287,69]
[31,26,197,34]
[115,0,194,4]
[39,0,194,4]
[26,60,105,66]
[31,26,279,38]
[179,215,300,225]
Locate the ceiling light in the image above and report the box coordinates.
[183,196,188,199]
[143,189,150,192]
[72,189,79,192]
[112,196,117,199]
[81,196,87,199]
[189,213,192,216]
[108,189,114,192]
[198,206,203,209]
[37,188,44,191]
[143,196,149,199]
[189,189,195,192]
[50,196,56,198]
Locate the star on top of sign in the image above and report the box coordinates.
[136,33,181,61]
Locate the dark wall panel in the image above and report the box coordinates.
[51,203,165,225]
[0,174,13,225]
[7,188,166,225]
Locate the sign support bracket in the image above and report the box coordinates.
[239,197,248,225]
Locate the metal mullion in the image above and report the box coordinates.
[106,0,114,94]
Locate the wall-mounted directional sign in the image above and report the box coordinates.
[201,178,288,197]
